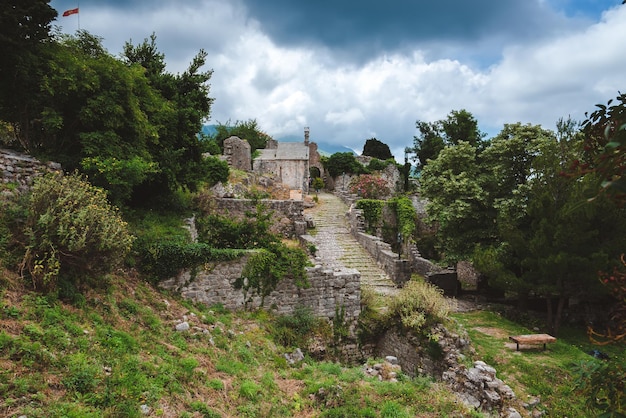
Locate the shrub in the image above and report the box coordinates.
[355,199,384,233]
[311,177,325,193]
[389,196,417,241]
[367,158,394,172]
[574,354,626,417]
[235,243,310,307]
[387,279,451,334]
[136,240,244,281]
[349,174,389,199]
[271,306,318,348]
[22,173,134,291]
[203,155,230,187]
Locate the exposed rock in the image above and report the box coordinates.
[285,348,305,364]
[175,321,190,332]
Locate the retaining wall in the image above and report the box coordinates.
[0,148,61,193]
[213,198,306,237]
[159,254,361,321]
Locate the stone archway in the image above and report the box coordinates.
[309,166,321,179]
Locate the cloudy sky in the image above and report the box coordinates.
[50,0,626,160]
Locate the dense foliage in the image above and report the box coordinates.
[210,119,270,153]
[348,174,390,199]
[323,152,364,178]
[1,24,218,206]
[21,173,134,291]
[355,199,385,234]
[576,92,626,204]
[362,137,393,160]
[420,116,626,335]
[0,0,57,150]
[409,109,485,171]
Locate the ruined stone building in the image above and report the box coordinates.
[252,127,323,200]
[223,136,251,171]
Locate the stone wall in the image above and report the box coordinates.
[353,231,411,286]
[223,136,251,171]
[344,201,411,286]
[213,198,307,237]
[375,324,520,416]
[1,148,61,193]
[158,254,361,322]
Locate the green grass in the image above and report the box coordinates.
[452,309,625,417]
[4,264,622,417]
[0,269,482,417]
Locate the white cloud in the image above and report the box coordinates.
[52,0,626,160]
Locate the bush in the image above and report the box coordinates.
[349,174,390,199]
[387,279,451,334]
[324,152,365,178]
[355,199,384,233]
[235,242,310,307]
[135,239,245,281]
[271,306,319,348]
[22,173,134,291]
[575,353,626,417]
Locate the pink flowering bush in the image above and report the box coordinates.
[348,174,390,199]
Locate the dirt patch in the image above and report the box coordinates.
[474,327,509,339]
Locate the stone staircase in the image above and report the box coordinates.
[305,192,398,296]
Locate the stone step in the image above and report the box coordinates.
[304,192,398,297]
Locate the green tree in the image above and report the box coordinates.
[419,141,489,261]
[323,152,364,178]
[441,109,486,148]
[36,31,159,204]
[411,120,445,172]
[410,110,484,172]
[210,119,270,153]
[123,34,216,201]
[362,137,393,160]
[0,0,57,151]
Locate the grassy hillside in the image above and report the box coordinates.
[2,266,626,417]
[1,269,477,418]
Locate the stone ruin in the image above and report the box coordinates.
[223,136,251,171]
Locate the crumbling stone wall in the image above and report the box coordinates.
[375,324,520,416]
[159,254,361,321]
[213,198,307,237]
[1,148,61,193]
[223,136,251,171]
[344,202,411,286]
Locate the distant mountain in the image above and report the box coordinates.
[276,134,355,156]
[200,124,218,136]
[201,125,355,156]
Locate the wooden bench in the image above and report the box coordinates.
[509,334,556,351]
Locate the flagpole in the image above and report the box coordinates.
[77,1,80,31]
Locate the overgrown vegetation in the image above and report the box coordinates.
[387,278,451,334]
[0,270,477,417]
[21,173,134,291]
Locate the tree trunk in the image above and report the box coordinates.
[546,294,567,336]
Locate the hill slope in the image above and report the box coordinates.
[0,269,473,418]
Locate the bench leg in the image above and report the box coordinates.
[516,342,519,351]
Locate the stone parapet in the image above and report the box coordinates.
[352,230,411,286]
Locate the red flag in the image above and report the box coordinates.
[62,8,79,17]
